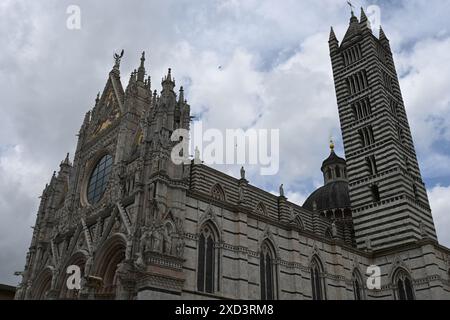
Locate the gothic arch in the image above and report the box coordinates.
[351,268,365,300]
[310,255,326,300]
[93,234,127,299]
[197,221,221,294]
[255,202,267,216]
[392,267,415,300]
[210,183,226,201]
[32,266,53,300]
[259,239,278,300]
[295,215,304,230]
[198,205,221,236]
[58,249,89,299]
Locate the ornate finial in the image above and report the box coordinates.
[113,49,125,69]
[95,92,100,105]
[330,137,335,151]
[62,153,70,165]
[137,51,146,82]
[165,68,172,82]
[140,51,145,65]
[178,86,184,103]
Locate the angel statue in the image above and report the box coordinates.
[113,49,124,69]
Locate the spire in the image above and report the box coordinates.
[137,51,146,82]
[161,68,175,92]
[178,86,184,103]
[59,153,71,172]
[379,26,391,50]
[329,26,337,42]
[350,9,358,24]
[359,7,371,30]
[341,7,361,46]
[360,7,367,23]
[165,68,172,82]
[61,153,70,166]
[379,26,388,41]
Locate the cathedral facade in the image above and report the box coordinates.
[15,10,450,300]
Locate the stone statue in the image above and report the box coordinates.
[164,232,173,255]
[279,184,284,197]
[152,228,162,252]
[175,237,185,258]
[240,166,245,179]
[331,221,338,238]
[113,49,124,68]
[194,146,201,164]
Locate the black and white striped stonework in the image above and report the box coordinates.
[329,14,437,250]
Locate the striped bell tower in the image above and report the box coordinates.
[329,8,437,250]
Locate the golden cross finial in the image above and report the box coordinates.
[330,137,335,151]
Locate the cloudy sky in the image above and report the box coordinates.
[1,0,450,286]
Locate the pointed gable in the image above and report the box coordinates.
[90,72,125,137]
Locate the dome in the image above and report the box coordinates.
[303,180,350,212]
[321,150,346,171]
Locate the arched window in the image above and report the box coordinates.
[197,224,219,293]
[394,269,415,300]
[327,168,332,180]
[87,154,113,204]
[352,269,365,300]
[211,184,225,201]
[295,216,304,230]
[260,242,276,300]
[335,166,341,178]
[310,257,326,300]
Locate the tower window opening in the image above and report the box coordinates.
[335,167,341,178]
[371,184,381,202]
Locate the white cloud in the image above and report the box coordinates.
[428,185,450,247]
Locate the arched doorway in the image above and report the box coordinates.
[93,235,126,299]
[58,251,88,299]
[32,268,53,300]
